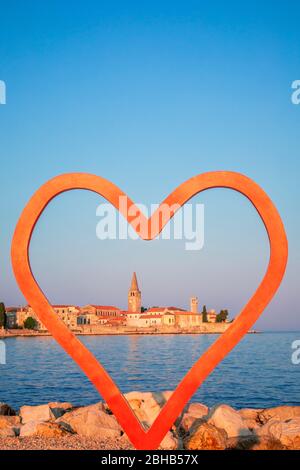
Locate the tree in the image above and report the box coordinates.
[0,302,7,329]
[141,307,148,313]
[202,305,208,322]
[216,309,229,323]
[24,317,37,330]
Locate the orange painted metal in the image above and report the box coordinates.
[11,171,288,450]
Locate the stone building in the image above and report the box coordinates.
[11,305,79,331]
[81,305,121,317]
[52,305,80,329]
[207,309,217,323]
[14,306,45,330]
[172,309,203,328]
[5,307,18,328]
[77,305,122,326]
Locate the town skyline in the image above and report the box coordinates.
[3,271,225,318]
[3,271,229,332]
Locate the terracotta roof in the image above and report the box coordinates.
[147,306,187,312]
[167,306,186,311]
[90,305,120,310]
[172,311,201,315]
[146,307,165,313]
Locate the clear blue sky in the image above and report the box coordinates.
[0,1,299,330]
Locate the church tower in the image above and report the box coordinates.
[128,272,141,313]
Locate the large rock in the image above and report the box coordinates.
[20,421,69,438]
[0,403,16,416]
[180,415,204,434]
[20,404,54,424]
[258,406,300,424]
[57,402,122,438]
[226,434,285,450]
[184,422,227,450]
[238,408,262,421]
[159,431,179,450]
[48,402,73,419]
[258,417,300,449]
[242,418,261,431]
[0,416,20,437]
[187,403,209,418]
[124,391,173,428]
[180,403,209,433]
[238,408,264,431]
[208,404,252,438]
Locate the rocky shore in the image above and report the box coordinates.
[0,325,258,338]
[1,392,299,450]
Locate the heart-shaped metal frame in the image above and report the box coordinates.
[11,171,288,449]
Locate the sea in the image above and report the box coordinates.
[1,332,299,411]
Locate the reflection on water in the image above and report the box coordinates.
[1,332,300,410]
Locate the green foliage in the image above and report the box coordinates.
[202,305,208,322]
[0,302,7,328]
[141,307,148,313]
[24,316,38,330]
[216,309,229,323]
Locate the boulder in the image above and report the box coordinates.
[57,402,121,438]
[20,404,54,424]
[226,434,285,450]
[258,417,300,449]
[20,421,69,438]
[242,418,261,431]
[48,402,73,419]
[258,406,300,424]
[124,391,173,427]
[208,404,252,438]
[238,408,264,431]
[0,403,16,416]
[180,404,208,433]
[238,408,262,421]
[159,431,179,450]
[0,415,20,437]
[180,414,204,433]
[187,403,209,418]
[184,422,227,450]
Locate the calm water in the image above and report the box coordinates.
[1,332,300,411]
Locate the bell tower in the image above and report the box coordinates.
[128,272,141,313]
[190,296,198,313]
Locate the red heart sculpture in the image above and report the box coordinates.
[11,171,288,449]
